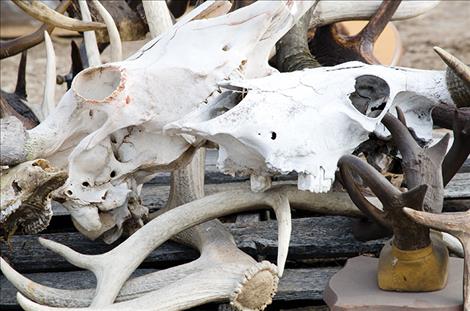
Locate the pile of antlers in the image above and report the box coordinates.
[0,0,469,310]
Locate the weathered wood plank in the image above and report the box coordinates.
[445,173,470,199]
[52,169,470,217]
[1,217,386,273]
[0,267,339,308]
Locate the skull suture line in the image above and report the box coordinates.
[166,61,454,193]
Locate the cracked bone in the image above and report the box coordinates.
[166,61,456,192]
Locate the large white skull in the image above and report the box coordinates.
[19,1,316,241]
[166,62,452,193]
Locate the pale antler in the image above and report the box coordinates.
[12,0,105,32]
[11,187,291,307]
[91,0,122,62]
[78,0,101,67]
[404,208,470,311]
[40,31,56,120]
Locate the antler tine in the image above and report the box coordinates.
[381,108,420,161]
[21,189,291,307]
[0,0,71,59]
[91,0,122,62]
[404,208,470,311]
[14,51,28,99]
[309,0,402,65]
[442,108,470,186]
[40,31,56,120]
[435,46,470,87]
[434,46,470,108]
[12,0,106,32]
[338,154,396,228]
[78,0,101,67]
[355,0,402,64]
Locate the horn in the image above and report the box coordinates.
[434,46,470,108]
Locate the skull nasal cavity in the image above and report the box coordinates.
[73,66,122,102]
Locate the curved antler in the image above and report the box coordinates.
[442,108,470,185]
[434,46,470,108]
[310,0,402,65]
[0,0,71,59]
[382,108,449,214]
[338,155,393,228]
[12,0,106,32]
[404,208,470,311]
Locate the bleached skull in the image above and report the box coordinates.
[17,1,316,241]
[166,62,452,193]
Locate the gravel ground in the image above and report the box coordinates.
[1,1,469,107]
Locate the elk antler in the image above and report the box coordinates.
[404,208,470,311]
[12,0,106,32]
[309,0,402,65]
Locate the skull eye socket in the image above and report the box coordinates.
[349,75,390,116]
[72,66,122,102]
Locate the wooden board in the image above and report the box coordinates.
[0,216,387,273]
[0,267,340,308]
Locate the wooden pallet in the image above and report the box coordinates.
[1,151,469,310]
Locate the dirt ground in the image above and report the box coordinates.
[1,1,469,107]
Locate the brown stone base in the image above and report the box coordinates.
[323,256,464,310]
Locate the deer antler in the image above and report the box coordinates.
[0,0,72,59]
[339,108,450,250]
[12,0,105,32]
[310,0,402,65]
[1,187,292,307]
[404,208,470,311]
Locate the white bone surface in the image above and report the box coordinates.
[19,1,316,240]
[167,62,451,193]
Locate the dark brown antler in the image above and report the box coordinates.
[0,0,72,59]
[339,108,451,250]
[56,40,85,90]
[0,52,39,129]
[338,154,430,250]
[404,208,470,311]
[442,108,470,185]
[309,0,401,65]
[382,108,449,214]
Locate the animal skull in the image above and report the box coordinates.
[166,61,453,193]
[10,1,316,241]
